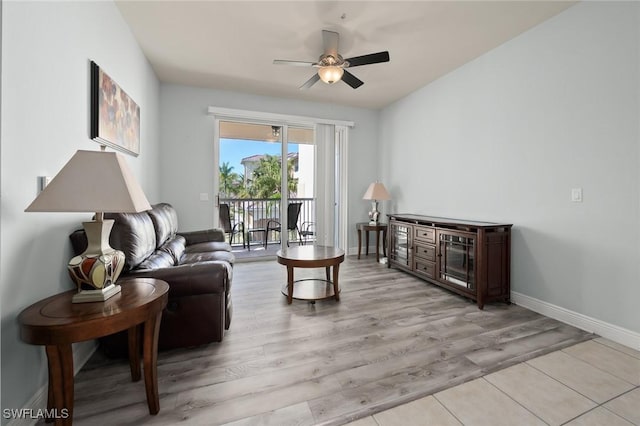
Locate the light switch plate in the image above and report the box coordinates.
[199,193,209,201]
[571,188,583,202]
[38,176,51,193]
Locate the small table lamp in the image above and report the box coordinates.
[362,182,391,225]
[25,149,151,303]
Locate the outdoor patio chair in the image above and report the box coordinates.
[265,202,302,248]
[299,221,315,245]
[219,203,245,248]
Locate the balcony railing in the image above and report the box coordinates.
[219,197,315,248]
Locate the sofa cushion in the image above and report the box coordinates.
[185,241,232,253]
[158,235,186,265]
[181,250,235,266]
[137,251,174,270]
[178,228,225,245]
[148,203,179,247]
[124,261,231,297]
[105,211,156,271]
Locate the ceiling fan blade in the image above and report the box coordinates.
[341,70,364,89]
[299,73,320,90]
[345,51,390,68]
[273,59,316,66]
[322,30,339,58]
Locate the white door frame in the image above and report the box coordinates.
[335,125,349,249]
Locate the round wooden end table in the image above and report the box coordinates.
[18,278,169,426]
[276,245,345,304]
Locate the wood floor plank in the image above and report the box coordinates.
[72,256,593,425]
[224,402,316,426]
[309,356,484,425]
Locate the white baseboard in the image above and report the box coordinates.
[511,291,640,351]
[8,341,98,426]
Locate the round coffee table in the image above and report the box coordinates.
[276,245,345,304]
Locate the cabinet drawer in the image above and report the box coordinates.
[414,259,435,279]
[414,244,436,262]
[414,226,435,244]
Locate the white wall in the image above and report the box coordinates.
[0,1,160,417]
[380,2,640,334]
[159,84,380,248]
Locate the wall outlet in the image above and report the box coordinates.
[571,188,583,202]
[199,193,209,201]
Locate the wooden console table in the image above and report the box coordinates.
[388,214,512,309]
[18,278,168,425]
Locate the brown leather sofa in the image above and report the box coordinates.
[70,203,234,356]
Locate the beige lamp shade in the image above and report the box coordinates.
[362,182,391,201]
[25,150,151,213]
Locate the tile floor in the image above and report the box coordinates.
[346,337,640,426]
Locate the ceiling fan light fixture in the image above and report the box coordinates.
[274,30,389,90]
[318,66,344,84]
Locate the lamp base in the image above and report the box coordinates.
[67,219,126,302]
[72,284,121,303]
[368,200,380,225]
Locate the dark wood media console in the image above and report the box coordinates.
[387,214,512,309]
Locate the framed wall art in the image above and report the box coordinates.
[90,61,140,156]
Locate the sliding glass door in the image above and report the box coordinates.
[215,120,315,259]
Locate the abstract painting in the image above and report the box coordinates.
[90,61,140,156]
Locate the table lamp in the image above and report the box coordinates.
[362,182,391,225]
[25,149,151,303]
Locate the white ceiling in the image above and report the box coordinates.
[115,1,576,109]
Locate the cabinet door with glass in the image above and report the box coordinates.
[389,220,412,269]
[437,230,476,292]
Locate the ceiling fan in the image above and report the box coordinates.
[273,30,390,90]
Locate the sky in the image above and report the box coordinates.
[220,138,299,176]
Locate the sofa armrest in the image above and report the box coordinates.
[177,228,225,245]
[122,261,231,298]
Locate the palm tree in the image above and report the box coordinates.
[219,162,240,197]
[249,155,298,198]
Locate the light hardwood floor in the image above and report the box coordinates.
[72,255,593,425]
